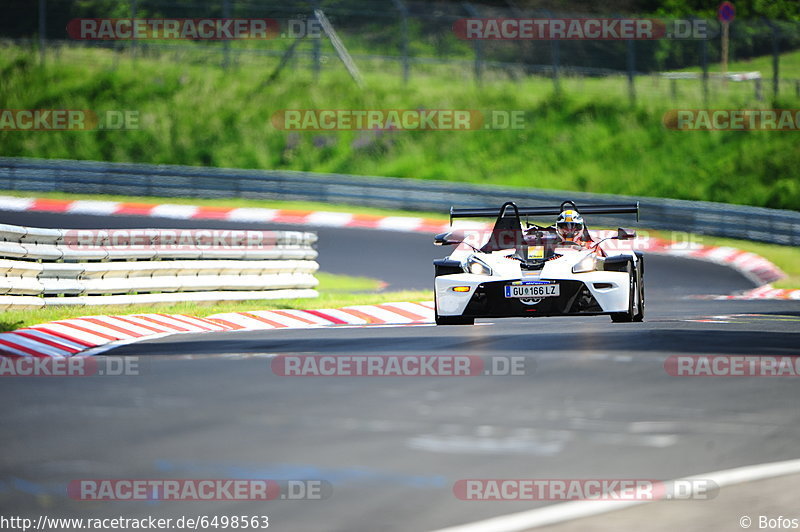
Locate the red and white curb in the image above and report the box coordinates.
[0,302,434,358]
[708,285,800,301]
[590,231,785,287]
[0,195,455,233]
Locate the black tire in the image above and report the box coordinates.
[632,259,645,322]
[435,315,475,325]
[610,263,639,323]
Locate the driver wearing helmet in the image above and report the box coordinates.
[555,209,586,244]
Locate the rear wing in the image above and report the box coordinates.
[449,200,640,224]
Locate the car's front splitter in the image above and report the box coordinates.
[457,278,603,318]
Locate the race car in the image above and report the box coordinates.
[433,201,644,325]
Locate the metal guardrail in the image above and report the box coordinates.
[0,220,319,309]
[0,157,798,246]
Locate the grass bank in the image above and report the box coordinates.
[0,272,431,332]
[1,44,799,210]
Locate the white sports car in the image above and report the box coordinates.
[433,201,644,325]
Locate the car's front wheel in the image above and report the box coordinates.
[610,263,643,323]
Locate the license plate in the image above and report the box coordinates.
[504,283,560,298]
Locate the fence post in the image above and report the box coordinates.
[392,0,410,84]
[38,0,46,65]
[770,21,780,98]
[700,33,709,105]
[754,78,763,101]
[626,38,636,106]
[130,0,138,60]
[462,3,483,84]
[222,0,231,68]
[543,10,560,95]
[312,0,321,80]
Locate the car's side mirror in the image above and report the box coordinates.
[434,230,466,246]
[617,227,636,240]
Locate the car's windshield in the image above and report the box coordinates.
[478,215,587,262]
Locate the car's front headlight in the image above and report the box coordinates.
[463,255,493,276]
[572,254,598,274]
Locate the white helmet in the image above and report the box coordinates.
[556,209,584,242]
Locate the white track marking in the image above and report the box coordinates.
[225,207,279,223]
[0,196,36,210]
[66,200,121,216]
[303,211,354,227]
[149,204,198,219]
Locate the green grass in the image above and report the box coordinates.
[315,272,385,292]
[0,271,430,332]
[680,48,800,74]
[1,43,798,210]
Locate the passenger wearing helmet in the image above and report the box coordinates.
[556,209,585,244]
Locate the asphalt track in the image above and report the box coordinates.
[1,210,799,532]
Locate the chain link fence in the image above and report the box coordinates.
[2,0,799,103]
